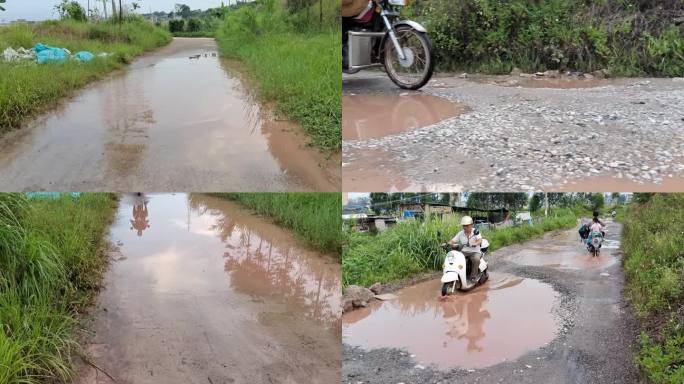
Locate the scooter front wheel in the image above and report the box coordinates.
[441,281,459,296]
[383,25,435,90]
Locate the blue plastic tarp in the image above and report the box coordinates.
[34,43,68,64]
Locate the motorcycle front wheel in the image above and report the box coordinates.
[383,25,435,90]
[441,280,459,296]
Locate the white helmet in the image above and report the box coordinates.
[460,216,473,226]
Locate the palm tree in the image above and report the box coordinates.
[0,0,6,12]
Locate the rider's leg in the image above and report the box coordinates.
[464,251,481,282]
[342,18,351,68]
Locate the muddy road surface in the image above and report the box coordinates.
[0,38,339,191]
[343,219,640,384]
[77,193,340,384]
[343,71,684,191]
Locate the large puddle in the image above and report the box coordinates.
[504,225,620,270]
[342,94,468,140]
[78,193,340,383]
[0,38,337,191]
[342,273,559,369]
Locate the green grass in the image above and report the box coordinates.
[408,0,684,76]
[0,193,117,383]
[215,1,340,151]
[173,31,216,38]
[212,193,342,256]
[342,208,578,287]
[0,19,171,133]
[622,193,684,383]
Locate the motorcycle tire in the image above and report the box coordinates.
[480,269,489,284]
[383,25,435,90]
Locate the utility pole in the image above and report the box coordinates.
[544,193,549,218]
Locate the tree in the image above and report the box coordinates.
[55,0,87,21]
[529,193,543,212]
[186,17,201,32]
[369,193,390,215]
[175,3,191,19]
[168,19,185,33]
[1,0,7,12]
[132,1,141,12]
[588,193,605,211]
[466,193,528,211]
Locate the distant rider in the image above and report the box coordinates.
[587,217,604,247]
[448,216,482,283]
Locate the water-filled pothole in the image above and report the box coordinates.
[342,94,469,140]
[505,228,619,270]
[342,273,559,369]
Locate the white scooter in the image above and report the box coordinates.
[440,239,490,296]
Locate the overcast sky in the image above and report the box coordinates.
[0,0,231,22]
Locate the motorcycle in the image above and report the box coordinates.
[587,231,603,257]
[440,239,490,296]
[343,0,435,90]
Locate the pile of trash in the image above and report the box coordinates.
[3,43,102,64]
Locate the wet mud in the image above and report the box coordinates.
[76,193,340,384]
[503,221,620,270]
[342,273,559,369]
[0,38,337,191]
[342,94,468,140]
[550,174,684,192]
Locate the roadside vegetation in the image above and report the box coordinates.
[216,0,340,151]
[214,193,342,256]
[407,0,684,76]
[0,193,117,384]
[0,17,170,133]
[343,203,584,287]
[164,4,225,38]
[622,193,684,384]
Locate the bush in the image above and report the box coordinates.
[408,0,684,76]
[169,19,185,33]
[186,18,201,32]
[622,193,684,383]
[55,0,87,22]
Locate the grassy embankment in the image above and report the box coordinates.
[0,19,171,133]
[0,193,117,384]
[215,0,340,151]
[213,193,342,256]
[408,0,684,76]
[622,193,684,384]
[343,208,579,287]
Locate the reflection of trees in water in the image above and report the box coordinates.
[389,285,490,353]
[188,195,340,328]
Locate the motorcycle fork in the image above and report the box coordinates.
[380,11,406,61]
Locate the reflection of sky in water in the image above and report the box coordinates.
[110,193,340,329]
[343,275,559,369]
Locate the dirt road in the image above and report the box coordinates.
[343,71,684,191]
[342,219,640,384]
[77,193,341,384]
[0,38,339,192]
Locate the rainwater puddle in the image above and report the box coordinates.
[505,227,619,269]
[342,94,468,140]
[0,38,334,191]
[82,193,340,383]
[471,76,609,89]
[342,273,559,370]
[550,175,684,192]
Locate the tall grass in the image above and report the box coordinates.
[622,193,684,383]
[342,208,578,287]
[0,193,117,383]
[0,19,171,132]
[212,193,342,255]
[215,0,341,151]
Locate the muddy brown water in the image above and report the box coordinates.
[342,273,559,369]
[342,94,468,140]
[504,222,620,270]
[0,38,338,191]
[77,193,340,384]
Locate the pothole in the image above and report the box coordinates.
[342,94,469,140]
[342,273,560,369]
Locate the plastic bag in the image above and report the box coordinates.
[74,51,95,62]
[33,43,69,64]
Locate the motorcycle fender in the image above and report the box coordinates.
[441,273,459,284]
[393,20,428,33]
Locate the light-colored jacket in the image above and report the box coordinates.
[342,0,370,17]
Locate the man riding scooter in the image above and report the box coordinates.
[448,216,482,284]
